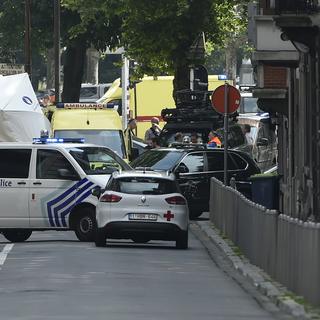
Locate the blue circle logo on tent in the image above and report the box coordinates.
[22,96,33,105]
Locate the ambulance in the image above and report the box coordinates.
[50,103,129,161]
[0,138,131,243]
[97,75,231,139]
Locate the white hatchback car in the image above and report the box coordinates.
[94,170,189,249]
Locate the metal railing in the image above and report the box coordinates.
[209,177,320,306]
[275,0,320,13]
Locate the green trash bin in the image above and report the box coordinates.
[250,174,280,210]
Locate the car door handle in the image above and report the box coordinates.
[17,181,26,185]
[33,182,42,185]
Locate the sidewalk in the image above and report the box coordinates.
[191,213,320,320]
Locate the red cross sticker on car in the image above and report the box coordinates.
[164,211,174,221]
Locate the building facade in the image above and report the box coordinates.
[251,0,320,220]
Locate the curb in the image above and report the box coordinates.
[193,220,315,320]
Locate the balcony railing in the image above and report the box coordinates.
[275,0,320,14]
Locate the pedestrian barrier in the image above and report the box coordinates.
[209,177,320,306]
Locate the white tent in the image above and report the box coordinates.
[0,73,51,142]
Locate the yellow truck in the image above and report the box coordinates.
[97,75,231,139]
[50,104,129,160]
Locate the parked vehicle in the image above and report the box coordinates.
[0,138,130,243]
[131,145,260,219]
[236,113,277,172]
[159,89,244,148]
[94,170,189,249]
[50,103,129,161]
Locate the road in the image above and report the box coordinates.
[0,229,284,320]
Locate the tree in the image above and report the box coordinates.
[63,0,249,98]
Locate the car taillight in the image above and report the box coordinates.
[165,196,186,205]
[100,193,122,203]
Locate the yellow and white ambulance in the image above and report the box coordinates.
[50,103,129,161]
[97,75,231,139]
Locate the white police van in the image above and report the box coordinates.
[0,138,131,243]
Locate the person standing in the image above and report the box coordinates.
[243,124,254,145]
[124,118,137,161]
[144,117,161,146]
[190,132,199,144]
[207,131,222,148]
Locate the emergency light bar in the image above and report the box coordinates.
[218,75,227,80]
[56,103,110,109]
[33,138,85,144]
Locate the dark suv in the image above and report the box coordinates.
[131,145,260,219]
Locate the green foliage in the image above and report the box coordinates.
[63,0,249,77]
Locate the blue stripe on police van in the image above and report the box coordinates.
[53,180,94,227]
[47,178,89,227]
[60,186,95,227]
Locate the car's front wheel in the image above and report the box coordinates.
[2,229,32,243]
[176,230,188,249]
[74,208,96,242]
[95,228,106,247]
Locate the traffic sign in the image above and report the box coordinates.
[211,84,241,114]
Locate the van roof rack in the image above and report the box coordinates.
[161,107,221,123]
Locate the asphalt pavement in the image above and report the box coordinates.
[0,228,290,320]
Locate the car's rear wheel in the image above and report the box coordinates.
[95,228,106,247]
[2,229,32,243]
[74,208,96,242]
[176,230,188,249]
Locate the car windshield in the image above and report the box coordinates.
[110,177,177,195]
[68,146,130,175]
[242,97,261,113]
[55,130,126,158]
[131,150,183,171]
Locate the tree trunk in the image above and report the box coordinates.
[46,48,55,89]
[173,62,190,104]
[225,43,237,85]
[85,47,100,84]
[62,38,87,102]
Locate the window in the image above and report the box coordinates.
[206,152,224,171]
[68,146,130,175]
[37,149,76,179]
[110,177,177,195]
[131,150,183,171]
[180,153,204,173]
[55,130,127,159]
[0,149,31,178]
[206,152,240,171]
[230,153,247,170]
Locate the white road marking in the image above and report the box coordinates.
[0,244,14,266]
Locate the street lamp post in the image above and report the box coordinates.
[54,0,61,102]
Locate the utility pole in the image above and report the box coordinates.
[54,0,61,102]
[24,0,31,77]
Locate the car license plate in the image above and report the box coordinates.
[128,213,157,221]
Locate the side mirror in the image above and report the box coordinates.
[175,163,189,174]
[57,168,79,181]
[91,186,102,199]
[257,138,268,147]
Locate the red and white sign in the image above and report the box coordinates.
[211,84,241,114]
